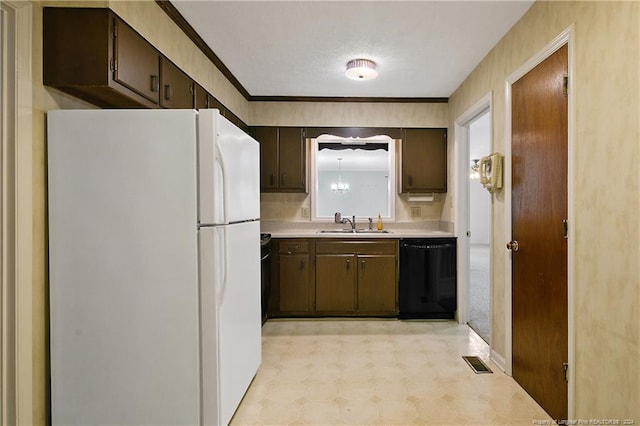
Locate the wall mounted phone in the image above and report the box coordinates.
[479,152,503,193]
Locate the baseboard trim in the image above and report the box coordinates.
[490,349,507,373]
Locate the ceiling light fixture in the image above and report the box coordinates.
[345,59,378,81]
[330,158,350,193]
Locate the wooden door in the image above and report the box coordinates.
[316,254,355,313]
[278,127,306,192]
[255,127,279,191]
[401,128,447,193]
[357,255,397,315]
[511,44,568,421]
[278,253,310,313]
[113,18,159,104]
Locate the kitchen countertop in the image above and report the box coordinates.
[261,220,455,239]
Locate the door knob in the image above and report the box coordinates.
[506,240,519,251]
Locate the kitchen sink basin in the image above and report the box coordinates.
[318,229,390,234]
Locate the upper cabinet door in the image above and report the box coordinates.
[193,84,208,110]
[401,128,447,193]
[113,18,160,104]
[255,127,279,192]
[278,127,306,192]
[159,57,194,109]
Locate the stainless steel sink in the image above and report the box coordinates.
[318,229,390,234]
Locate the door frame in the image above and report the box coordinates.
[1,1,34,424]
[503,25,575,418]
[454,92,492,340]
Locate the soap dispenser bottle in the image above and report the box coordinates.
[376,214,383,231]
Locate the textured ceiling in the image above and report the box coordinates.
[170,1,534,99]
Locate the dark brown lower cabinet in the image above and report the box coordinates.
[315,254,356,313]
[270,238,398,318]
[315,240,398,316]
[271,240,312,316]
[357,255,397,314]
[279,254,310,313]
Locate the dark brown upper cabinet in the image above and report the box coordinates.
[44,7,160,108]
[44,7,259,132]
[255,127,279,191]
[159,57,193,109]
[400,128,448,193]
[278,128,306,191]
[207,96,225,113]
[254,127,306,193]
[193,83,208,110]
[113,18,160,105]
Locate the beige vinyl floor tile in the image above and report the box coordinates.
[231,319,553,426]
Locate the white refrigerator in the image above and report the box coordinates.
[47,109,261,425]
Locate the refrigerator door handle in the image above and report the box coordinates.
[214,147,228,224]
[215,227,228,305]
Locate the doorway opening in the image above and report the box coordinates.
[467,111,491,343]
[454,93,493,349]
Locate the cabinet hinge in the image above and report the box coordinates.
[563,362,569,382]
[563,219,568,239]
[112,21,118,38]
[562,76,568,95]
[110,58,118,72]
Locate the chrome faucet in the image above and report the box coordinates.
[334,212,356,230]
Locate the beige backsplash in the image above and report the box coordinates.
[260,192,445,223]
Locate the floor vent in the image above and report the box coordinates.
[462,356,493,374]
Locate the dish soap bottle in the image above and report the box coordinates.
[376,214,383,231]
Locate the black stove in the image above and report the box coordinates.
[259,233,271,325]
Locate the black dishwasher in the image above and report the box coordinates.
[398,238,457,319]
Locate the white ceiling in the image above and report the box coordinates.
[170,0,534,98]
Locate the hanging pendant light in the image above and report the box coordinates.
[470,159,481,180]
[330,158,350,193]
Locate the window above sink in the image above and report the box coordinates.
[310,135,396,222]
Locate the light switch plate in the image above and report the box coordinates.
[411,206,421,218]
[301,206,310,218]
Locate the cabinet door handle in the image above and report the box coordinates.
[164,84,172,101]
[361,260,366,271]
[346,259,350,270]
[150,75,159,92]
[281,173,287,186]
[286,251,292,255]
[299,260,305,270]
